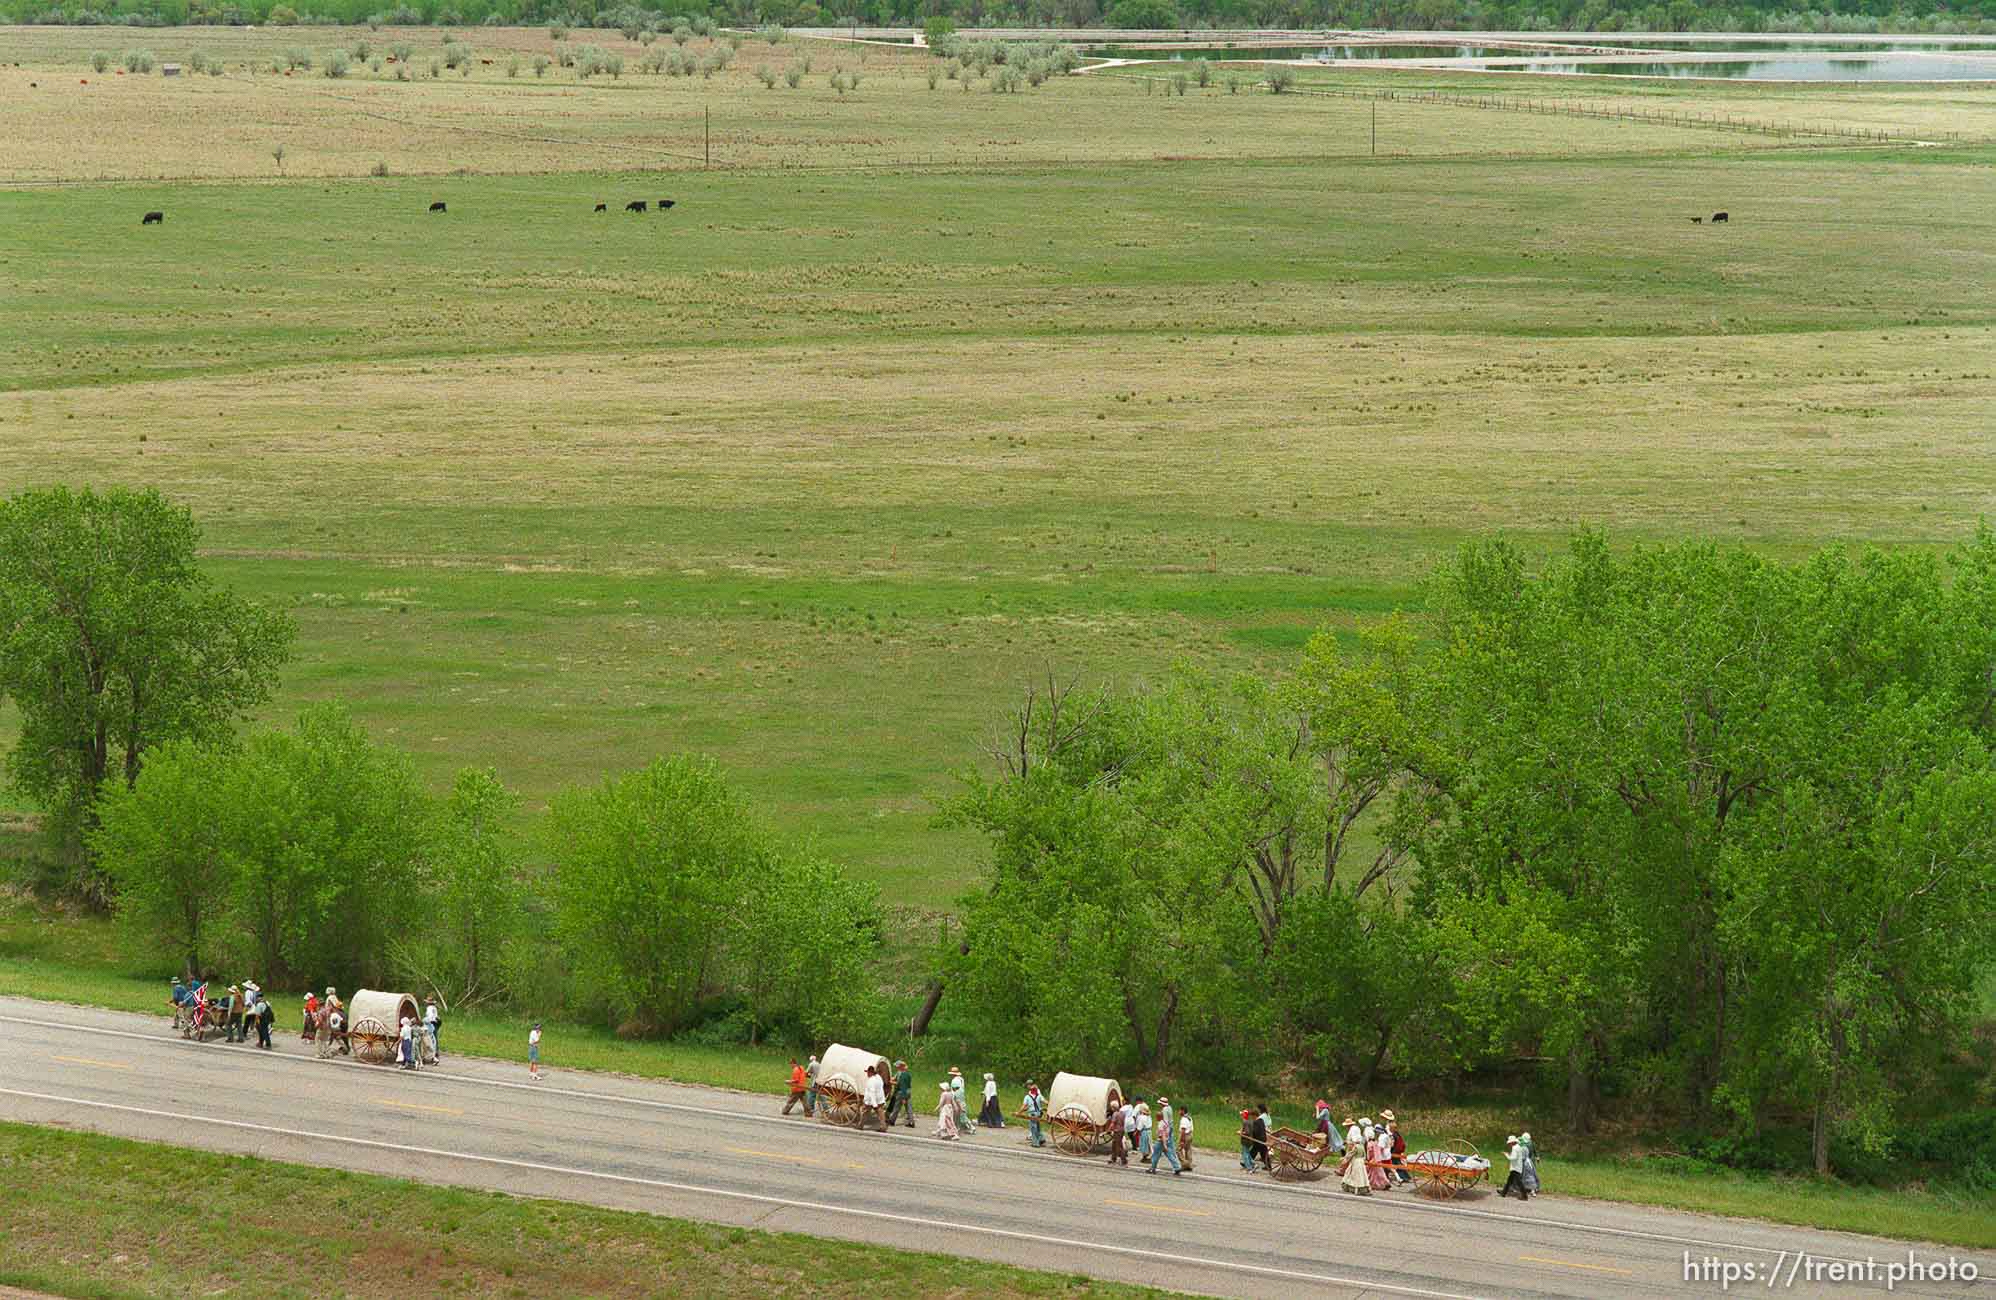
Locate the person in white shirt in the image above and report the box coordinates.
[423,998,442,1061]
[1137,1102,1154,1163]
[397,1016,416,1070]
[1179,1108,1195,1172]
[861,1064,888,1131]
[527,1023,542,1079]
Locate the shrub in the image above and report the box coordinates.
[848,67,859,89]
[691,14,713,35]
[366,12,382,29]
[90,50,110,72]
[442,41,469,68]
[923,15,955,45]
[1225,71,1241,93]
[325,48,350,77]
[549,20,567,38]
[370,158,389,176]
[925,65,937,89]
[799,52,812,73]
[605,52,624,77]
[726,32,742,51]
[123,48,156,72]
[756,63,775,87]
[1266,65,1295,93]
[532,53,550,76]
[208,62,224,76]
[783,61,802,87]
[389,40,411,61]
[1192,56,1211,86]
[1170,70,1186,94]
[350,37,370,61]
[268,2,299,23]
[620,19,641,39]
[758,22,784,44]
[281,45,308,69]
[639,28,656,44]
[670,22,690,44]
[427,57,440,77]
[185,49,208,72]
[828,68,847,94]
[1025,58,1047,86]
[369,55,381,72]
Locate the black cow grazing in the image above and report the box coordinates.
[141,211,164,225]
[1689,216,1702,224]
[625,200,647,213]
[1712,211,1729,223]
[429,201,447,213]
[594,202,607,212]
[658,199,675,210]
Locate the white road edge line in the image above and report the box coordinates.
[0,1012,1897,1267]
[0,1085,1480,1300]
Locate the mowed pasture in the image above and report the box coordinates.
[3,28,1996,905]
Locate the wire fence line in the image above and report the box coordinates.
[1095,69,1966,146]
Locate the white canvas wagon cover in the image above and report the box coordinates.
[1045,1071,1123,1126]
[348,989,419,1031]
[816,1043,890,1095]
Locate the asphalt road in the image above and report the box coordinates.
[0,998,1983,1299]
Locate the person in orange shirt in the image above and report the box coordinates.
[782,1058,811,1115]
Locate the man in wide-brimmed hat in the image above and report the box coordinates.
[887,1060,914,1128]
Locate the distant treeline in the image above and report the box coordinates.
[10,0,1995,38]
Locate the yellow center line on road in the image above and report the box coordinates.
[375,1098,465,1117]
[1519,1255,1635,1276]
[51,1054,130,1070]
[1105,1199,1212,1218]
[725,1146,864,1172]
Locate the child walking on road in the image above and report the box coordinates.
[528,1023,542,1079]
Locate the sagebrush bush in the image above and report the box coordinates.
[350,37,370,61]
[549,20,567,39]
[926,65,938,89]
[90,50,110,72]
[783,62,801,88]
[1192,57,1212,87]
[993,63,1022,92]
[506,54,520,76]
[606,52,624,77]
[532,53,551,76]
[282,45,310,70]
[427,57,440,77]
[442,41,469,68]
[325,49,350,77]
[208,62,223,76]
[758,22,784,44]
[122,48,155,73]
[1266,66,1296,92]
[268,3,298,23]
[370,158,389,176]
[389,40,412,61]
[1170,70,1187,94]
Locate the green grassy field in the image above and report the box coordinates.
[0,1121,1177,1299]
[5,83,1995,901]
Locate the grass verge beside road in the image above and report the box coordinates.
[0,1121,1172,1300]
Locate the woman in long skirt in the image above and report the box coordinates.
[1340,1118,1371,1194]
[934,1084,961,1139]
[1366,1122,1392,1191]
[978,1073,1006,1128]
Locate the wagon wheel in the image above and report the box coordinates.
[815,1082,860,1127]
[1275,1145,1327,1179]
[1049,1105,1096,1156]
[349,1017,395,1064]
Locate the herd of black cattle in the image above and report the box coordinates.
[138,198,680,223]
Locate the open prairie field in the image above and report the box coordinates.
[4,27,1996,904]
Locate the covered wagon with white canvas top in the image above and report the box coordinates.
[813,1043,891,1127]
[1042,1071,1124,1156]
[346,989,426,1065]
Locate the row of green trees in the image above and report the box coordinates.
[12,0,1995,34]
[943,533,1996,1172]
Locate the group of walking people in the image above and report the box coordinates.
[779,1054,1542,1201]
[168,976,275,1048]
[298,987,443,1068]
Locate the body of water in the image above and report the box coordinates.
[1476,55,1996,80]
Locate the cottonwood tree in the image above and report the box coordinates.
[91,738,236,977]
[0,486,292,901]
[391,766,524,1011]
